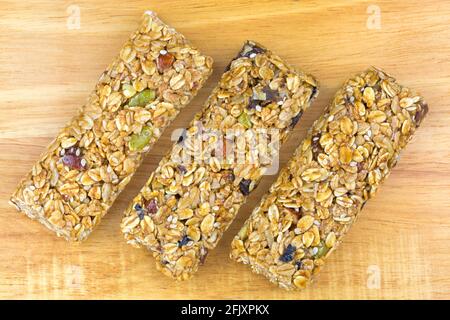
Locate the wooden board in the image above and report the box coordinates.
[0,0,449,300]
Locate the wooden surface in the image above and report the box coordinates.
[0,0,449,300]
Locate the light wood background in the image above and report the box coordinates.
[0,0,449,300]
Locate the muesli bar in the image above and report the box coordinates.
[230,67,428,290]
[121,40,318,280]
[9,11,213,241]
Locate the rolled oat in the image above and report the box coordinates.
[121,41,318,280]
[230,67,428,290]
[9,11,213,241]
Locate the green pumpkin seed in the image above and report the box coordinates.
[129,89,156,107]
[129,126,153,151]
[314,242,330,258]
[238,112,252,129]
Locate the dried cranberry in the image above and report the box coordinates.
[145,198,158,214]
[65,147,78,155]
[239,179,252,196]
[62,154,86,170]
[157,51,175,73]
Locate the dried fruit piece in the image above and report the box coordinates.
[262,86,280,102]
[177,129,187,144]
[144,198,158,214]
[239,179,252,195]
[280,244,296,262]
[249,86,280,108]
[199,247,209,265]
[134,203,145,220]
[61,147,87,171]
[129,126,153,151]
[178,235,191,247]
[290,111,303,128]
[223,171,235,182]
[311,133,323,160]
[414,102,429,124]
[239,42,266,58]
[128,89,156,107]
[177,165,187,175]
[157,50,175,73]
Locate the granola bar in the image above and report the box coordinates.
[9,11,213,241]
[121,41,318,280]
[230,67,429,290]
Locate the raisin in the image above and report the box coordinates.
[311,133,323,160]
[177,129,187,144]
[178,235,191,247]
[414,102,429,125]
[134,204,145,220]
[239,43,266,58]
[239,179,252,196]
[356,162,364,172]
[224,171,235,182]
[199,248,209,265]
[280,244,296,263]
[247,99,261,110]
[262,86,280,102]
[310,86,318,100]
[177,165,187,175]
[290,111,303,129]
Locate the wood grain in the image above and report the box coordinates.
[0,0,449,299]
